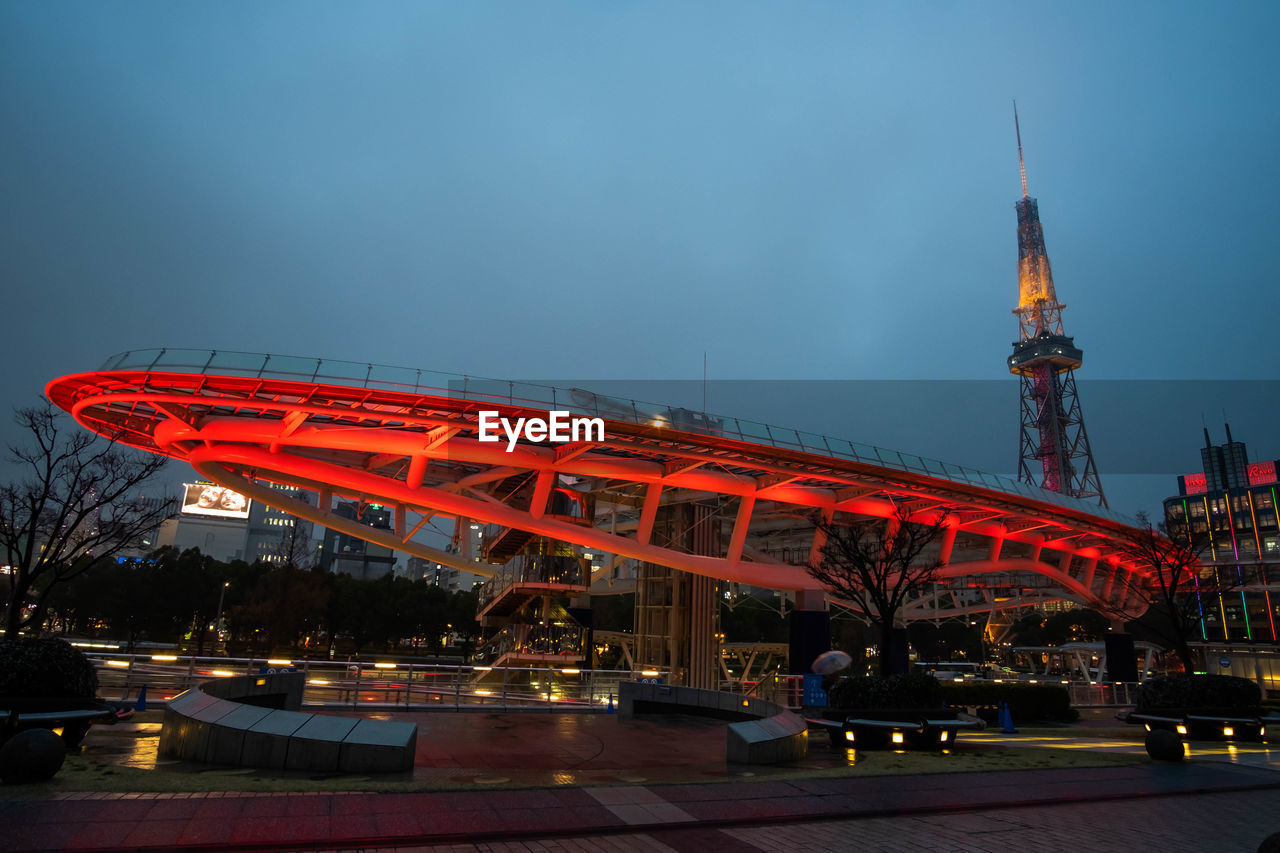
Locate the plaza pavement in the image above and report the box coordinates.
[3,715,1280,852]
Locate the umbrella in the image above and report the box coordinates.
[811,650,852,675]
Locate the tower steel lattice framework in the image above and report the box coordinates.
[1007,105,1107,507]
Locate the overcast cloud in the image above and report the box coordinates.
[2,2,1277,518]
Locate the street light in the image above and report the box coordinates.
[215,581,229,635]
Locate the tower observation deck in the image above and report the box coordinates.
[1008,104,1107,507]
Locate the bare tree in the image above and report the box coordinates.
[807,504,948,676]
[1117,511,1224,674]
[271,511,318,571]
[1,400,171,637]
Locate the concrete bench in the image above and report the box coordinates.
[159,673,416,773]
[0,698,124,747]
[619,681,808,765]
[1130,711,1271,742]
[726,710,808,764]
[807,714,981,750]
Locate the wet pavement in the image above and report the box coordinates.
[967,729,1280,772]
[6,711,1280,852]
[77,711,870,788]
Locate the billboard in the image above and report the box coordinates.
[181,483,251,519]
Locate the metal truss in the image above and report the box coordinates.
[1016,366,1107,506]
[49,359,1152,620]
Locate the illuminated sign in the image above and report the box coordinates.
[476,410,605,452]
[1183,473,1208,495]
[1248,461,1277,487]
[181,483,251,519]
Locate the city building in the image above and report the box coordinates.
[155,481,316,565]
[244,483,316,566]
[319,500,397,579]
[1164,427,1280,693]
[404,524,486,592]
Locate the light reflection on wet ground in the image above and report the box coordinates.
[967,730,1280,771]
[79,713,1213,791]
[77,713,865,787]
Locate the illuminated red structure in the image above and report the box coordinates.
[50,350,1151,631]
[1007,104,1107,506]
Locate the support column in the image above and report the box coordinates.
[788,588,830,675]
[633,501,721,689]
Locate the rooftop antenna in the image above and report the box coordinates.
[1014,100,1029,198]
[702,351,707,413]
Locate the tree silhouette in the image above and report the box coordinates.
[807,504,948,676]
[1,400,170,637]
[1116,511,1223,674]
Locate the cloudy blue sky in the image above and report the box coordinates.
[2,2,1277,517]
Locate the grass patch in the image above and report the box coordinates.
[1017,725,1144,740]
[759,744,1142,782]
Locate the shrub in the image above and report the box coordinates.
[939,682,1077,723]
[1136,674,1261,715]
[828,672,943,710]
[0,637,99,700]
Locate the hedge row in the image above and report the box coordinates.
[1136,674,1261,715]
[0,637,99,700]
[827,673,942,710]
[826,674,1076,723]
[940,682,1077,723]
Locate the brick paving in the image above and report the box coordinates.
[343,788,1280,852]
[6,713,1280,852]
[3,761,1279,852]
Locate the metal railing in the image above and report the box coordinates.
[724,671,1146,711]
[476,554,587,612]
[86,651,658,712]
[477,623,586,662]
[96,348,1141,528]
[91,648,1149,713]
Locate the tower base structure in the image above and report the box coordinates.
[633,502,722,689]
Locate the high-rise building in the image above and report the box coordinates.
[319,500,397,579]
[156,481,315,564]
[245,483,316,566]
[1164,427,1280,693]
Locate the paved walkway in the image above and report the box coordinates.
[369,788,1280,853]
[6,711,1280,852]
[3,760,1278,852]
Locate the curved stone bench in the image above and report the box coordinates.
[618,681,807,765]
[159,672,416,773]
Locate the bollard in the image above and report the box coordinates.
[135,684,148,712]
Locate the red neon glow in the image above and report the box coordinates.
[45,364,1153,618]
[1184,473,1208,495]
[1248,461,1277,487]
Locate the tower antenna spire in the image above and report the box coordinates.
[1007,106,1106,507]
[1014,100,1028,198]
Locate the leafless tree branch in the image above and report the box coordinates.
[2,399,172,637]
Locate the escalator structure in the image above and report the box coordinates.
[475,476,595,671]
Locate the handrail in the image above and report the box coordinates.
[90,348,1141,527]
[84,651,662,711]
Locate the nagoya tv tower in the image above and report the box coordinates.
[1006,104,1107,507]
